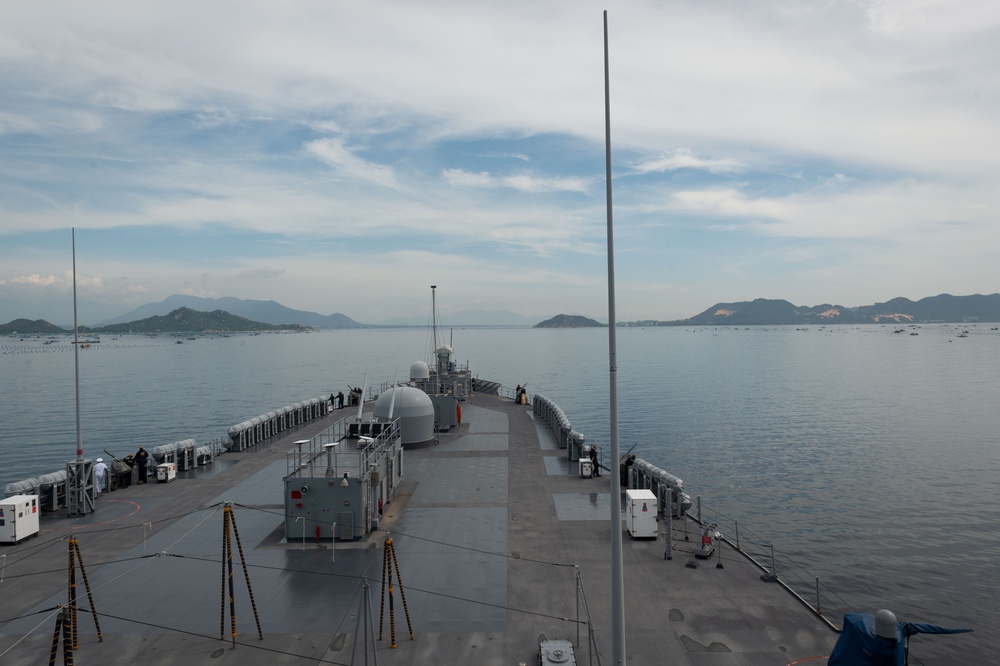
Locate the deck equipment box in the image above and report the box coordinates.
[0,495,40,543]
[156,462,177,483]
[625,489,657,539]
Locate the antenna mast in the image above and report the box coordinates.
[604,11,627,665]
[430,285,438,355]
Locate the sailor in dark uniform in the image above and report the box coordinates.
[134,446,150,484]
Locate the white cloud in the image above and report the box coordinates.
[10,274,62,287]
[631,149,743,175]
[304,137,398,189]
[443,169,589,193]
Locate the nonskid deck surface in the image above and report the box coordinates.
[0,395,837,665]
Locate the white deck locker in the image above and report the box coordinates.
[625,488,657,539]
[0,495,40,543]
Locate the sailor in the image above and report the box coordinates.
[121,454,134,487]
[94,458,109,495]
[621,453,636,486]
[337,391,345,409]
[589,447,600,477]
[134,446,150,484]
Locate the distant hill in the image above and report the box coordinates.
[535,314,603,328]
[99,295,361,329]
[85,307,309,333]
[643,294,1000,326]
[0,318,69,335]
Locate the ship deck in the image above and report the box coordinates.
[0,393,837,665]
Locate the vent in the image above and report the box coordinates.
[338,511,354,540]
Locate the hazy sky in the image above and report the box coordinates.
[2,1,998,324]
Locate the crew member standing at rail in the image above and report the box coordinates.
[589,446,600,477]
[134,446,150,484]
[94,458,109,495]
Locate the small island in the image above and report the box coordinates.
[534,314,603,328]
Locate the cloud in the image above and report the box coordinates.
[304,137,399,189]
[631,149,743,175]
[9,274,62,287]
[442,169,589,193]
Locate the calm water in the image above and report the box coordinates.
[2,324,998,663]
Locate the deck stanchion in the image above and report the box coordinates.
[67,544,77,650]
[61,610,73,666]
[65,536,101,653]
[219,502,263,645]
[575,567,582,648]
[69,539,102,643]
[225,506,236,646]
[48,611,63,666]
[716,530,724,569]
[760,543,778,582]
[220,512,227,640]
[351,578,380,665]
[379,536,413,647]
[228,506,263,640]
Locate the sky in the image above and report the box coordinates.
[1,0,999,325]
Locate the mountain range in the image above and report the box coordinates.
[96,295,362,329]
[3,293,1000,332]
[635,293,1000,326]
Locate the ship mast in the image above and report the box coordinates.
[73,228,83,463]
[431,284,437,359]
[604,11,627,665]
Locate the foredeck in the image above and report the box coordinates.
[0,393,837,665]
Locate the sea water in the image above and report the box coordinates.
[2,324,997,663]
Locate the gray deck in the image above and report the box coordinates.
[0,394,837,665]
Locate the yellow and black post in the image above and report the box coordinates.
[69,539,102,643]
[219,502,263,646]
[64,535,102,657]
[378,535,414,648]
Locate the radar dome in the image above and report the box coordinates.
[410,361,430,381]
[374,386,434,445]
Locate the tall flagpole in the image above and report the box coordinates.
[604,11,627,666]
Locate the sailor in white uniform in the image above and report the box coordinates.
[94,458,109,495]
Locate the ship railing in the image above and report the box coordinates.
[531,394,587,460]
[499,385,519,401]
[285,417,401,479]
[685,496,853,632]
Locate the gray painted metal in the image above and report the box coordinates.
[0,393,838,666]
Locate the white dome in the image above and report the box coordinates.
[410,360,430,380]
[373,386,435,445]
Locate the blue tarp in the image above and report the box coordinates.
[829,612,973,665]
